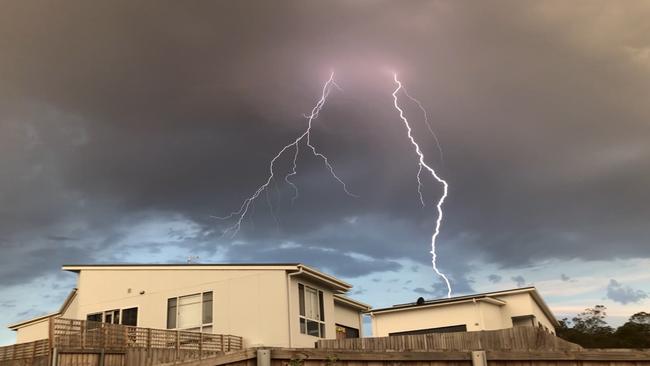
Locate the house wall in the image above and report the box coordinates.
[493,293,556,333]
[371,301,487,337]
[478,302,505,330]
[73,268,291,348]
[334,302,363,331]
[15,318,50,344]
[372,292,557,337]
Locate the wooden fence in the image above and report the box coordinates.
[316,327,582,351]
[0,340,49,362]
[51,318,242,352]
[0,318,243,366]
[157,347,650,366]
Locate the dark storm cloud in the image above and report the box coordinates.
[1,0,650,297]
[606,279,648,305]
[488,274,502,284]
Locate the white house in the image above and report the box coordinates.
[368,287,558,336]
[8,263,370,348]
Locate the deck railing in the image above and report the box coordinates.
[51,318,243,352]
[0,339,49,361]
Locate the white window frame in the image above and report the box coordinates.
[298,283,325,338]
[86,307,138,326]
[167,291,213,333]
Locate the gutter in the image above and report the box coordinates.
[286,267,304,347]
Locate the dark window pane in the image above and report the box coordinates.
[299,318,306,334]
[167,298,177,329]
[318,291,324,321]
[87,313,102,322]
[122,308,138,326]
[113,310,120,324]
[345,327,359,338]
[298,284,305,316]
[320,323,326,338]
[389,324,467,336]
[105,313,112,324]
[203,292,213,324]
[307,320,319,337]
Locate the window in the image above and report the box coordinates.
[298,283,325,338]
[104,309,119,324]
[336,324,359,340]
[86,308,137,326]
[512,315,535,327]
[87,313,102,323]
[122,308,138,326]
[167,291,213,332]
[389,324,467,336]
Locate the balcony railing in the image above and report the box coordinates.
[51,318,243,352]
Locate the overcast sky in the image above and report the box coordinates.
[1,1,650,345]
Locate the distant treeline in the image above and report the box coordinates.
[556,305,650,348]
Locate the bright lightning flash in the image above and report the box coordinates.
[216,72,356,237]
[392,73,452,298]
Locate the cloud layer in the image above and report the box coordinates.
[1,0,650,343]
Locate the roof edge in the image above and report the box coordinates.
[370,287,538,313]
[298,264,352,291]
[62,263,301,273]
[8,312,58,330]
[334,294,372,311]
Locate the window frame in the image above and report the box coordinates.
[298,283,326,338]
[86,307,138,326]
[166,291,213,333]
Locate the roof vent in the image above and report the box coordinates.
[416,297,425,305]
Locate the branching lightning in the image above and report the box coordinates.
[392,73,452,298]
[215,72,356,237]
[401,87,444,166]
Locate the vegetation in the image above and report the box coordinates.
[556,305,650,348]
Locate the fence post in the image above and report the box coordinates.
[81,319,86,349]
[257,349,271,366]
[220,335,224,352]
[146,328,152,349]
[50,348,58,366]
[176,330,180,351]
[199,333,203,359]
[471,351,487,366]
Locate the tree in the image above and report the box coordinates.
[629,311,650,325]
[557,307,650,348]
[571,305,614,335]
[614,312,650,348]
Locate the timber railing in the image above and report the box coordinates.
[0,339,49,362]
[51,318,243,352]
[316,327,582,351]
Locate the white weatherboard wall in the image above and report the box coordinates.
[15,318,50,344]
[372,301,483,336]
[492,293,556,333]
[9,265,369,347]
[371,291,557,337]
[334,303,363,331]
[74,268,291,348]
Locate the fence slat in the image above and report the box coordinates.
[316,327,582,351]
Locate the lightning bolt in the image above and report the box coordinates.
[215,72,356,237]
[392,73,452,298]
[401,87,444,166]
